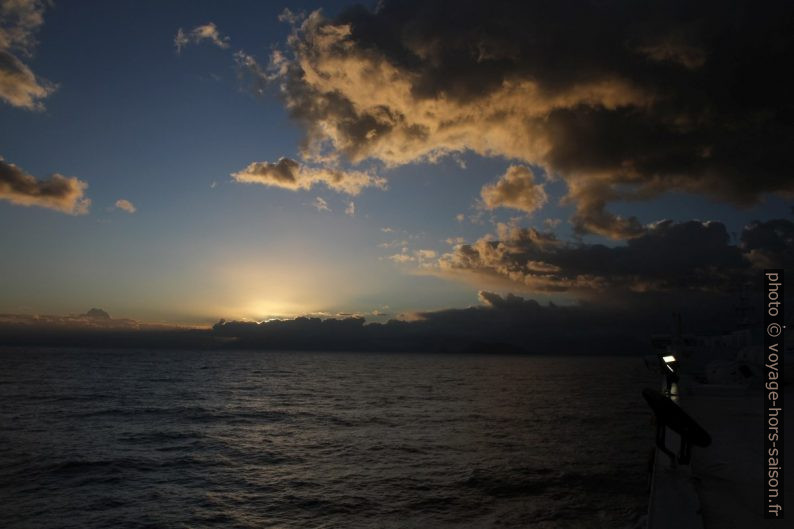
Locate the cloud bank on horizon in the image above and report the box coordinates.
[0,283,766,354]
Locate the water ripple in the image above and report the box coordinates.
[0,349,653,528]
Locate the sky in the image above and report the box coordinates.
[0,0,792,330]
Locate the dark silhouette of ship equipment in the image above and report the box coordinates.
[642,388,711,466]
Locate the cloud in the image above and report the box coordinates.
[345,200,355,216]
[0,157,90,214]
[174,22,230,53]
[312,196,330,212]
[0,0,43,52]
[231,157,385,195]
[208,285,754,355]
[739,218,794,269]
[0,281,774,354]
[543,218,561,230]
[0,309,191,349]
[0,285,758,354]
[173,28,188,53]
[0,49,53,109]
[253,1,794,239]
[0,308,144,330]
[378,238,407,249]
[0,0,55,109]
[437,219,790,297]
[114,198,136,213]
[277,8,304,25]
[387,252,413,263]
[190,23,229,49]
[386,247,438,266]
[480,165,548,214]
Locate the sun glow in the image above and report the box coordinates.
[200,260,336,322]
[244,299,310,321]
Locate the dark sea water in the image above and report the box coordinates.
[0,349,654,528]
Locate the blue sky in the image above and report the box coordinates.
[1,1,791,325]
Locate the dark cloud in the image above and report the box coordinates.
[438,219,789,297]
[0,0,54,109]
[251,0,794,238]
[0,157,91,214]
[2,280,787,354]
[195,288,759,355]
[0,310,205,349]
[740,218,794,269]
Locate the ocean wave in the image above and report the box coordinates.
[0,350,653,528]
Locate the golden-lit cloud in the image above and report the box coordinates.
[0,157,90,214]
[386,248,438,267]
[240,1,794,239]
[387,252,413,263]
[264,11,650,168]
[0,0,55,110]
[231,156,385,195]
[114,198,136,213]
[174,22,230,53]
[480,165,548,214]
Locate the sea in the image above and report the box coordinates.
[0,349,655,528]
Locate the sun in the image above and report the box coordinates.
[244,299,308,321]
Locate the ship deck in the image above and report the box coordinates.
[647,376,792,528]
